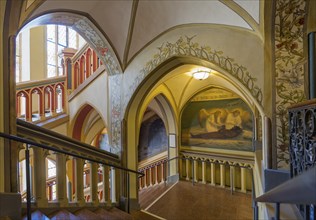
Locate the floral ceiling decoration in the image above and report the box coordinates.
[123,35,263,112]
[274,0,307,168]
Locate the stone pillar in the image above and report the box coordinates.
[149,167,153,186]
[143,169,147,188]
[185,159,190,181]
[155,165,159,185]
[90,162,99,205]
[193,159,198,183]
[230,166,235,191]
[101,165,111,206]
[56,153,68,206]
[32,148,48,207]
[110,167,116,203]
[160,163,165,183]
[241,167,247,193]
[220,163,225,188]
[75,158,85,206]
[201,160,206,184]
[210,162,215,186]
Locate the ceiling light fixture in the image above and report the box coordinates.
[192,70,210,80]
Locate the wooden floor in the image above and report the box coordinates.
[138,181,253,220]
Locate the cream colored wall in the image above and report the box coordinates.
[0,0,6,193]
[30,26,46,80]
[51,122,68,136]
[68,70,109,135]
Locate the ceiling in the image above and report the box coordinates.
[24,0,261,70]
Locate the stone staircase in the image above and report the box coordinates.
[22,207,133,220]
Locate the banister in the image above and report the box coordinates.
[0,131,144,177]
[255,166,316,204]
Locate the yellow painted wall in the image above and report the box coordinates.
[0,0,6,192]
[30,26,46,80]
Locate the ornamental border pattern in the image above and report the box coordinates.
[274,0,306,168]
[123,35,263,111]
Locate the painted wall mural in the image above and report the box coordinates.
[181,88,253,151]
[274,0,306,168]
[138,114,168,161]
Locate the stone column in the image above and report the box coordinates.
[241,167,247,193]
[210,162,215,186]
[149,167,153,186]
[155,165,159,185]
[143,169,147,188]
[90,162,99,205]
[32,148,48,207]
[185,158,190,181]
[75,158,85,206]
[201,160,206,184]
[101,165,111,206]
[220,163,225,188]
[110,167,116,203]
[56,153,68,206]
[230,166,235,191]
[193,159,198,183]
[160,163,165,183]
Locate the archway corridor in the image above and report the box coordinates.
[137,180,252,220]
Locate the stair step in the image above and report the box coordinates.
[22,210,49,220]
[49,209,80,220]
[74,208,100,220]
[94,207,133,220]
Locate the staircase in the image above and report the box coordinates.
[22,207,133,220]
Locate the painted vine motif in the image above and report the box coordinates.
[123,35,263,111]
[274,0,306,168]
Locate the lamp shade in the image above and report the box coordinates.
[192,71,209,80]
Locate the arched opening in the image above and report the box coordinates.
[125,59,264,208]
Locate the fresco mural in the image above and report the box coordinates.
[181,88,253,151]
[138,114,168,161]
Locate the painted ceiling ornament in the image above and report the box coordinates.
[123,35,263,112]
[72,17,121,76]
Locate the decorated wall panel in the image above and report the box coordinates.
[274,0,307,168]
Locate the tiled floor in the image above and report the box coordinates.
[140,181,253,220]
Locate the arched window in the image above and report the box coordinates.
[46,25,86,78]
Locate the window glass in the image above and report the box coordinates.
[68,28,77,48]
[57,25,67,47]
[47,159,56,178]
[47,25,56,42]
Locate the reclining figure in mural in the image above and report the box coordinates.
[191,108,243,139]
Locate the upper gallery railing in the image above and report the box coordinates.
[16,76,66,122]
[288,99,316,220]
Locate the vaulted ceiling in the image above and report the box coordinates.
[23,0,262,70]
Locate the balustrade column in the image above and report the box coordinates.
[56,153,68,206]
[185,158,190,181]
[90,162,99,205]
[194,159,198,183]
[210,162,215,185]
[32,147,48,207]
[201,160,206,184]
[155,165,159,184]
[75,158,85,206]
[230,166,235,191]
[220,163,225,188]
[143,170,147,188]
[148,167,153,186]
[110,167,116,203]
[101,165,111,206]
[241,167,247,193]
[160,163,165,183]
